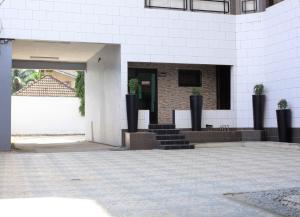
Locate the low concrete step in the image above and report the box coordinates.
[149,129,180,135]
[149,124,192,150]
[149,124,175,130]
[159,144,195,150]
[156,134,185,140]
[159,140,190,145]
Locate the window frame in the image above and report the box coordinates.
[144,0,188,11]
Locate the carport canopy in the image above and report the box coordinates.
[0,39,105,151]
[12,40,106,70]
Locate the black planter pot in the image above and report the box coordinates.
[276,109,291,142]
[126,94,138,132]
[252,95,265,130]
[190,95,203,131]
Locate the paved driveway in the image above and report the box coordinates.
[12,135,116,153]
[0,142,299,217]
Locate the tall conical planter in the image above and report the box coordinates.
[126,94,138,132]
[276,109,291,142]
[252,95,265,130]
[190,95,203,131]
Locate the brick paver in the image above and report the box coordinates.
[0,142,299,217]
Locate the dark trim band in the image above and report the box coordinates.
[12,60,87,70]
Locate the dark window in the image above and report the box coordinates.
[178,69,202,87]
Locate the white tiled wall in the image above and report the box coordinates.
[175,110,235,129]
[263,0,300,128]
[235,0,300,128]
[86,45,121,146]
[0,0,237,141]
[0,0,236,60]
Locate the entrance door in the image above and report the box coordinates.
[128,68,158,124]
[216,66,231,110]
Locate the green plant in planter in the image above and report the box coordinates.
[254,84,264,95]
[278,99,288,110]
[192,87,202,96]
[128,78,139,95]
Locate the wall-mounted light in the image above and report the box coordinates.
[30,56,59,60]
[158,72,167,77]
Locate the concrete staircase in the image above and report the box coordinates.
[148,124,194,150]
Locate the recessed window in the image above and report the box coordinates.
[178,69,202,87]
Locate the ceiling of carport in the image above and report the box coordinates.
[13,40,105,63]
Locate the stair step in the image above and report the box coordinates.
[150,125,192,150]
[159,140,190,145]
[149,129,180,135]
[159,144,195,150]
[156,134,185,140]
[149,124,175,130]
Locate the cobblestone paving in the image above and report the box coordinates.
[0,142,300,217]
[225,187,300,217]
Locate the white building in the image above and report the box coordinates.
[0,0,299,150]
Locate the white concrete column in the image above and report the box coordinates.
[0,39,12,151]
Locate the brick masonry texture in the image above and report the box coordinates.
[128,62,217,123]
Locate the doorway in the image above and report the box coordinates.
[128,68,158,124]
[216,65,231,110]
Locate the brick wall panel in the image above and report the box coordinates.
[128,62,216,123]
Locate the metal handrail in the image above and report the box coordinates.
[145,0,188,10]
[242,0,257,13]
[190,0,230,14]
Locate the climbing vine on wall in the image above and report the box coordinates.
[75,71,85,116]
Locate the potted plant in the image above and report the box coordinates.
[276,99,291,142]
[126,79,139,132]
[252,84,265,130]
[190,87,203,131]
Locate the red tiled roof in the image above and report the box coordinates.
[14,75,77,97]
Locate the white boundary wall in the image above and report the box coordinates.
[12,96,85,135]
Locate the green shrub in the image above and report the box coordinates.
[129,79,138,95]
[75,71,85,116]
[254,84,264,95]
[278,99,288,110]
[192,87,202,96]
[11,69,43,93]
